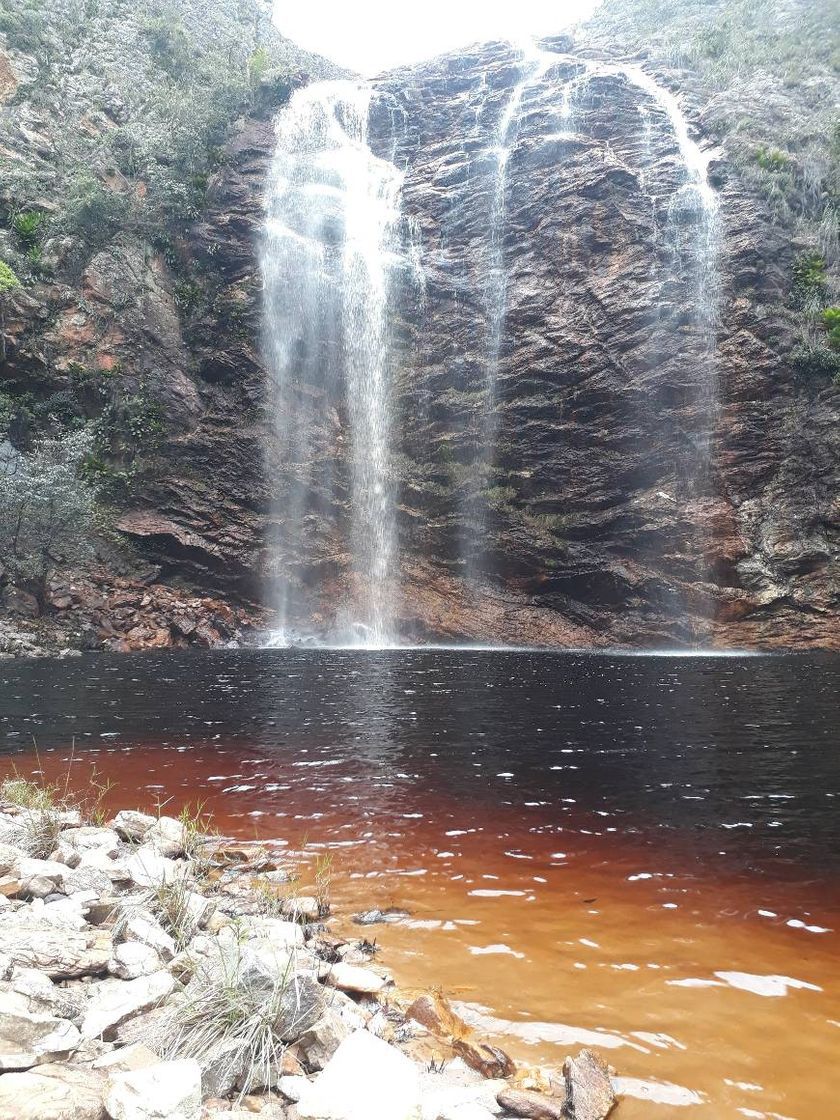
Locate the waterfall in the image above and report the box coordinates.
[465,46,557,583]
[261,81,403,647]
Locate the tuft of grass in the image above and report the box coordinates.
[153,941,299,1096]
[0,775,57,812]
[313,850,333,917]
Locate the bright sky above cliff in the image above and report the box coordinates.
[272,0,602,75]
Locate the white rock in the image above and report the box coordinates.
[436,1106,498,1120]
[319,961,389,995]
[62,867,114,896]
[109,943,162,980]
[279,1074,312,1102]
[51,842,83,869]
[283,895,321,921]
[92,1042,158,1072]
[0,843,21,876]
[81,971,176,1040]
[0,921,113,978]
[243,915,305,948]
[6,965,87,1023]
[18,857,67,897]
[105,1058,201,1120]
[145,817,186,859]
[0,990,81,1069]
[0,1062,106,1120]
[297,1030,422,1120]
[420,1079,507,1120]
[122,913,176,961]
[111,811,156,842]
[125,849,185,889]
[40,897,91,930]
[61,828,121,858]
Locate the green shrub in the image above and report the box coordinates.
[791,345,840,381]
[0,3,47,53]
[64,174,130,245]
[174,279,203,315]
[756,146,791,172]
[0,259,21,295]
[12,210,45,246]
[791,252,829,307]
[142,15,191,77]
[822,307,840,349]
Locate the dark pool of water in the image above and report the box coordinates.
[0,649,837,881]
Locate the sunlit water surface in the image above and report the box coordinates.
[0,650,837,1119]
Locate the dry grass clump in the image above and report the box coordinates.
[153,942,304,1095]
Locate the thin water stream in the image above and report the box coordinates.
[0,650,837,1119]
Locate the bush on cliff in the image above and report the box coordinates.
[0,428,97,604]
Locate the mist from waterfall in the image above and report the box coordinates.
[261,81,403,648]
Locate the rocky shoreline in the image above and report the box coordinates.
[0,786,616,1120]
[0,568,266,660]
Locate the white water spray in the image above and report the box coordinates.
[261,81,403,647]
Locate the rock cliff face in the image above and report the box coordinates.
[0,1,837,651]
[362,38,839,648]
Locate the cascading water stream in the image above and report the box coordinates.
[261,81,403,648]
[464,46,558,584]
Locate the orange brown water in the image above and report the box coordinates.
[0,648,837,1118]
[5,737,839,1120]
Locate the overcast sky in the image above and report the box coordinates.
[272,0,602,76]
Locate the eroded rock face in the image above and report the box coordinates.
[364,40,838,649]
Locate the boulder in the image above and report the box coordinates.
[61,828,121,858]
[18,857,68,898]
[319,961,388,995]
[122,913,176,961]
[283,896,322,921]
[296,1008,351,1071]
[62,867,115,896]
[297,1030,422,1120]
[407,992,467,1038]
[81,970,177,1040]
[0,1062,106,1120]
[92,1043,159,1073]
[0,990,81,1069]
[5,965,87,1023]
[145,817,186,859]
[125,849,185,889]
[105,1058,201,1120]
[108,943,163,980]
[242,916,305,948]
[563,1050,615,1120]
[38,897,92,931]
[496,1088,566,1120]
[0,921,112,978]
[422,1076,508,1120]
[200,1037,251,1098]
[110,812,156,843]
[452,1039,515,1080]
